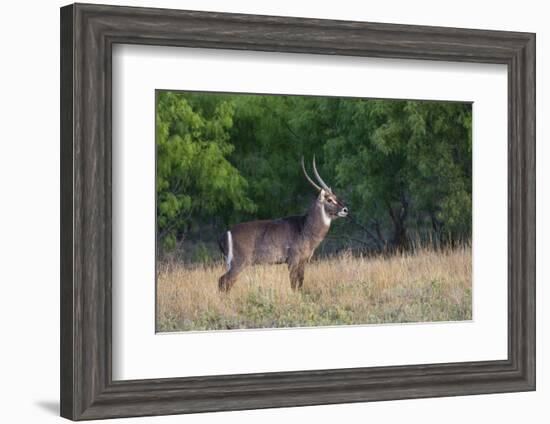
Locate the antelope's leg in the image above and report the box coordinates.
[296,263,305,289]
[218,261,244,293]
[288,261,305,290]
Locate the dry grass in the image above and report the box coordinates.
[156,247,472,332]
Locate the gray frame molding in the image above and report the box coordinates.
[60,3,535,420]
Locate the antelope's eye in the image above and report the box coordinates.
[326,198,334,204]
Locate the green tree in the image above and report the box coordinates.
[324,99,472,250]
[228,95,324,219]
[156,91,472,257]
[405,101,472,243]
[156,92,255,250]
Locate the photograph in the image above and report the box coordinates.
[49,1,538,421]
[155,90,473,332]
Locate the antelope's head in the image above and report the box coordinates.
[301,156,348,220]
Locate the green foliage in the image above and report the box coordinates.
[323,99,472,247]
[156,90,472,253]
[156,92,255,249]
[192,242,213,264]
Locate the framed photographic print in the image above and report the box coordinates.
[60,3,535,420]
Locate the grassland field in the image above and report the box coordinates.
[156,246,472,332]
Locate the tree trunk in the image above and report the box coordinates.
[430,211,443,249]
[387,196,409,251]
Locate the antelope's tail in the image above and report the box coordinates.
[218,231,233,270]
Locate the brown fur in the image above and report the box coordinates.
[219,189,347,292]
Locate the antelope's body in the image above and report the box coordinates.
[218,158,348,292]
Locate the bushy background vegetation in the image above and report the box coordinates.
[156,91,472,259]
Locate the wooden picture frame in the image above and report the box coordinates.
[60,3,535,420]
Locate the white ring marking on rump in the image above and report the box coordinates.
[226,231,233,270]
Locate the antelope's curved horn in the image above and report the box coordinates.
[312,155,331,192]
[301,156,322,192]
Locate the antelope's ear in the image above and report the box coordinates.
[318,189,326,200]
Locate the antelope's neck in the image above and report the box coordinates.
[304,202,331,247]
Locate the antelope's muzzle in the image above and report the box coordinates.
[338,207,349,217]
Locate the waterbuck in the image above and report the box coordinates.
[218,157,348,292]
